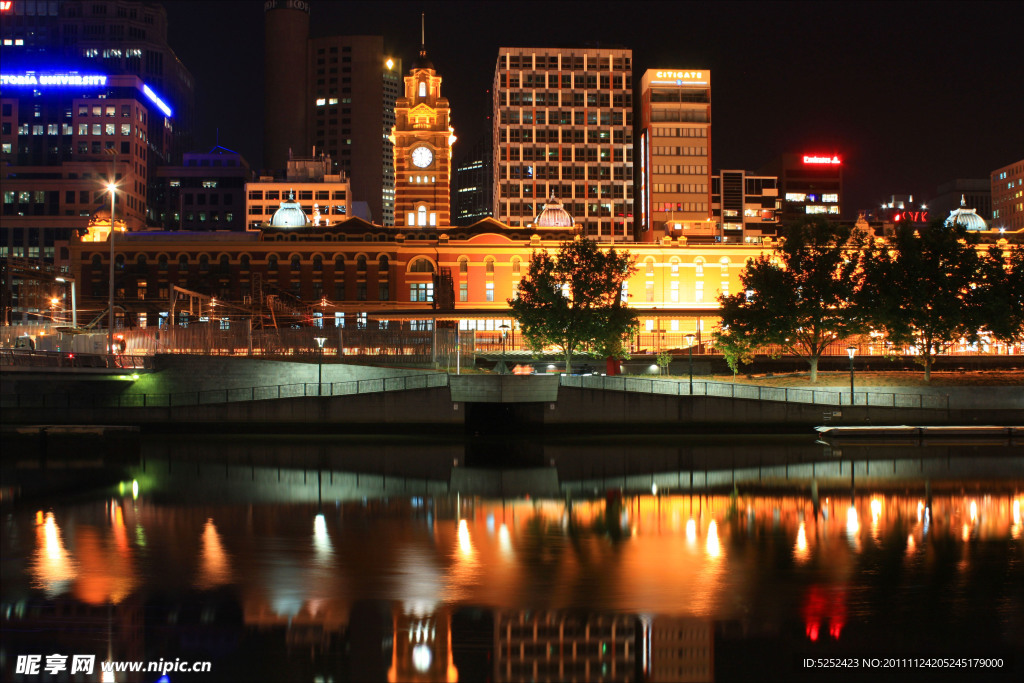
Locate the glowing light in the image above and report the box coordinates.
[846,506,859,537]
[458,519,472,556]
[143,83,172,117]
[386,58,395,70]
[1014,499,1021,525]
[917,500,924,522]
[131,479,139,499]
[794,522,809,562]
[870,498,882,521]
[807,622,820,641]
[195,518,231,589]
[969,500,978,523]
[413,643,432,672]
[685,518,696,543]
[31,512,77,596]
[498,523,512,556]
[706,520,720,558]
[962,523,970,542]
[907,534,916,553]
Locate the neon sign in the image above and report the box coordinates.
[803,155,841,165]
[656,71,704,79]
[143,84,172,117]
[0,2,12,12]
[893,211,928,223]
[1,72,107,87]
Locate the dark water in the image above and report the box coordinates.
[2,435,1022,682]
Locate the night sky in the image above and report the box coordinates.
[164,0,1023,216]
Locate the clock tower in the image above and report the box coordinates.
[390,30,456,229]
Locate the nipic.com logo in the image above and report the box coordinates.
[15,654,212,676]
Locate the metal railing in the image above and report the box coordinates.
[0,349,153,370]
[559,375,950,410]
[0,373,450,410]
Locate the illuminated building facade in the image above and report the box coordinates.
[244,155,352,234]
[493,47,634,241]
[710,170,779,242]
[765,153,843,224]
[52,0,194,160]
[155,146,254,231]
[495,610,636,682]
[639,69,712,242]
[391,42,454,230]
[991,158,1024,232]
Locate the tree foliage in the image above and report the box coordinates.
[509,238,637,374]
[716,219,867,382]
[975,243,1024,345]
[860,220,983,380]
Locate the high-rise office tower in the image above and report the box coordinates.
[991,158,1024,231]
[454,132,493,225]
[710,170,779,241]
[308,35,398,226]
[493,47,634,241]
[638,69,712,242]
[263,0,309,175]
[764,153,844,224]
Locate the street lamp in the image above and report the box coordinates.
[106,181,117,356]
[846,345,857,405]
[497,323,510,374]
[685,333,696,395]
[50,297,61,324]
[314,336,327,396]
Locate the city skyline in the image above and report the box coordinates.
[164,0,1022,219]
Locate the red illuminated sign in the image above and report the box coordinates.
[803,155,841,165]
[893,211,928,223]
[0,1,13,12]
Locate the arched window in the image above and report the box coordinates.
[268,254,279,270]
[418,81,426,98]
[485,257,495,274]
[669,256,681,275]
[357,255,367,272]
[240,255,250,272]
[158,254,169,271]
[644,257,655,276]
[417,205,427,227]
[290,255,301,270]
[92,254,103,270]
[199,254,210,272]
[313,255,323,271]
[694,257,705,277]
[409,257,434,273]
[458,256,469,273]
[178,254,190,270]
[135,254,147,267]
[334,255,345,270]
[219,255,230,272]
[378,255,389,270]
[512,257,521,275]
[115,254,126,270]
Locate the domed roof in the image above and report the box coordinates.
[270,192,309,228]
[411,48,434,70]
[534,195,575,229]
[944,195,987,231]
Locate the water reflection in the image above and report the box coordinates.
[3,435,1022,682]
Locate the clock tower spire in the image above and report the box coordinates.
[390,18,456,229]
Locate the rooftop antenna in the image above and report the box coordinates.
[421,13,425,51]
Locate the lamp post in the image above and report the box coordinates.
[685,333,695,395]
[846,345,857,406]
[106,181,117,356]
[497,323,510,374]
[314,336,327,396]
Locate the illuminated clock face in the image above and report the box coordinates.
[411,146,433,168]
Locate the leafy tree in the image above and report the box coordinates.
[860,220,983,380]
[975,243,1024,346]
[655,351,673,376]
[509,238,637,374]
[712,328,756,378]
[716,219,867,382]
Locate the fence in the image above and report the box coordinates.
[0,372,450,410]
[0,349,153,370]
[559,374,950,410]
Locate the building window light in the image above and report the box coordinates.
[329,97,338,105]
[316,98,326,106]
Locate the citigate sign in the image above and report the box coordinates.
[803,155,841,165]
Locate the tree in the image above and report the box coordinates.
[860,220,983,380]
[717,219,867,382]
[509,238,637,374]
[712,328,756,378]
[975,243,1024,346]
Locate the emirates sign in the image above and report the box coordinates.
[803,155,841,165]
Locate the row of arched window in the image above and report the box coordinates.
[89,253,525,275]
